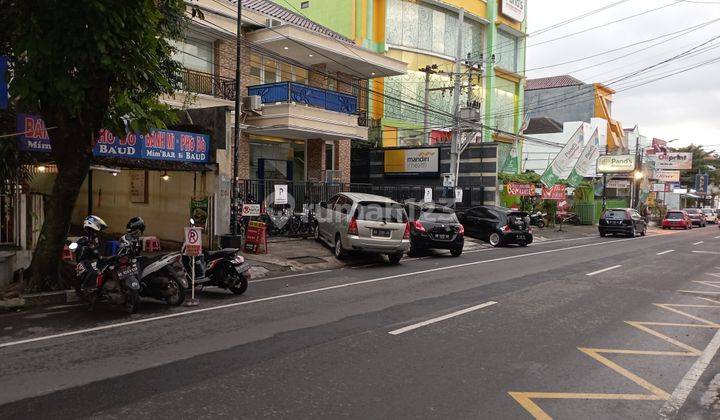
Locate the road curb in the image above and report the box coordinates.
[1,289,77,311]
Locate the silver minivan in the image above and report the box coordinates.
[314,193,410,263]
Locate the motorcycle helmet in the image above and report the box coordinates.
[83,215,108,235]
[126,216,146,234]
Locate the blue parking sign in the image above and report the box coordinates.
[0,56,7,110]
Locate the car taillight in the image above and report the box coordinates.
[96,274,103,288]
[348,217,358,235]
[403,222,411,239]
[413,219,426,232]
[458,224,465,235]
[502,225,511,232]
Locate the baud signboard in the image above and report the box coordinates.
[384,148,440,176]
[596,155,636,173]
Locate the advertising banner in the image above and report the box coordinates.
[501,0,526,21]
[567,129,600,186]
[695,173,709,194]
[606,179,631,189]
[507,182,535,197]
[540,126,584,187]
[654,170,680,183]
[190,197,209,229]
[648,152,693,170]
[652,183,666,192]
[542,184,566,200]
[498,142,519,174]
[596,155,636,173]
[384,148,440,176]
[17,114,210,163]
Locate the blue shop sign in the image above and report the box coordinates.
[0,56,7,110]
[17,114,210,163]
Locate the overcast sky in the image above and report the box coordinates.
[526,0,720,149]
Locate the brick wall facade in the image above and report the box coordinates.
[335,139,351,183]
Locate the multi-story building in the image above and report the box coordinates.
[276,0,528,164]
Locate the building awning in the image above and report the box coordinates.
[246,25,407,78]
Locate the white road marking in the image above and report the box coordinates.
[0,235,653,350]
[586,265,622,277]
[659,327,720,417]
[249,269,334,283]
[388,301,498,335]
[657,250,675,256]
[714,236,720,239]
[692,251,720,255]
[693,241,705,245]
[678,290,720,295]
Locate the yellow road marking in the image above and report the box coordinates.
[508,293,720,418]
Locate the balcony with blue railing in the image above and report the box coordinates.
[248,82,358,116]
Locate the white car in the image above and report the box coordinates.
[702,208,717,224]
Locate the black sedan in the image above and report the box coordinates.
[598,208,647,237]
[405,203,464,256]
[456,205,533,247]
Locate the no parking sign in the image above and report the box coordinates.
[184,227,202,257]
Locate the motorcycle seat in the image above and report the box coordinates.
[205,248,238,261]
[136,254,169,270]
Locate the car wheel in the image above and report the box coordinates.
[450,246,463,257]
[599,231,606,237]
[489,232,503,247]
[388,252,403,264]
[640,227,646,236]
[334,235,346,260]
[519,242,528,247]
[314,224,321,242]
[408,242,422,257]
[628,227,635,238]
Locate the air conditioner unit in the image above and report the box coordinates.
[266,18,282,28]
[242,95,262,115]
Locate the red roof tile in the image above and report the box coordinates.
[526,75,584,91]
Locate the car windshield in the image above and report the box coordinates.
[702,209,713,214]
[686,209,701,214]
[666,212,684,220]
[603,210,627,220]
[356,202,407,223]
[420,210,458,223]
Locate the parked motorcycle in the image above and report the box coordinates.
[182,218,251,295]
[288,208,316,238]
[529,211,547,228]
[117,217,187,306]
[70,215,142,314]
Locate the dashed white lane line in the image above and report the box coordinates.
[0,235,651,350]
[660,327,720,417]
[693,241,705,245]
[693,251,720,255]
[657,250,675,256]
[586,265,622,277]
[714,236,720,239]
[388,301,498,335]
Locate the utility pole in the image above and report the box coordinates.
[632,135,643,209]
[419,64,438,145]
[230,0,243,238]
[449,8,464,188]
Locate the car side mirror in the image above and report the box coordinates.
[340,207,348,215]
[319,201,327,209]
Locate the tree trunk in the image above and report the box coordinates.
[27,121,92,292]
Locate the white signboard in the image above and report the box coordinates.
[443,173,455,187]
[606,179,630,189]
[501,0,526,21]
[649,152,693,170]
[652,183,666,192]
[423,188,433,203]
[596,155,636,173]
[455,188,463,203]
[673,188,688,194]
[242,203,261,217]
[654,170,680,183]
[274,184,288,205]
[183,227,202,257]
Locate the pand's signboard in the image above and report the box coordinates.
[649,152,693,170]
[501,0,526,22]
[596,155,636,173]
[384,148,440,176]
[17,114,210,163]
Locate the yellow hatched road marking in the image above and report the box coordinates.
[508,292,720,419]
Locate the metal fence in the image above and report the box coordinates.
[248,81,359,114]
[237,179,485,211]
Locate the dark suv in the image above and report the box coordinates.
[456,206,532,247]
[598,208,647,237]
[404,203,464,257]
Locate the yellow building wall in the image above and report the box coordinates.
[383,126,398,147]
[444,0,488,18]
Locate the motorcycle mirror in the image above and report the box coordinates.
[69,242,78,251]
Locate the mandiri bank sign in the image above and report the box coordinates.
[17,114,210,163]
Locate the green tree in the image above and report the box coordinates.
[675,144,720,187]
[0,0,188,290]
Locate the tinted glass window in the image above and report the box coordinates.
[603,210,627,220]
[420,210,458,223]
[666,212,684,220]
[686,209,701,214]
[357,202,408,223]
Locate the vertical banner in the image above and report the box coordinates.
[423,188,433,203]
[567,129,600,187]
[190,197,209,229]
[540,126,584,187]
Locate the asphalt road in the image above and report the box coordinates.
[3,226,720,419]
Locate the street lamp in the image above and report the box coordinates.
[633,170,644,180]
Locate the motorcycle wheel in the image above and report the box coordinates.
[227,269,249,295]
[537,220,545,229]
[124,290,140,314]
[163,277,186,306]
